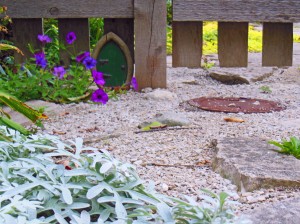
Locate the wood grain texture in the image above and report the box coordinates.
[172,21,202,68]
[104,18,134,62]
[173,0,300,22]
[218,22,248,67]
[4,0,133,18]
[58,19,90,66]
[12,19,43,63]
[134,0,167,89]
[262,23,293,67]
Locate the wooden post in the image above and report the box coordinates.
[104,18,134,62]
[172,21,202,68]
[58,18,90,66]
[262,23,293,67]
[218,22,248,67]
[134,0,166,90]
[12,19,43,63]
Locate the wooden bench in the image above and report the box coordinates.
[172,0,300,68]
[2,0,167,89]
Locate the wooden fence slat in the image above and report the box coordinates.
[172,21,202,68]
[58,18,90,66]
[134,0,166,90]
[218,22,248,67]
[104,18,134,62]
[173,0,300,23]
[262,23,293,67]
[12,19,43,63]
[4,0,133,19]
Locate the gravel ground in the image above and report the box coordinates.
[41,65,300,215]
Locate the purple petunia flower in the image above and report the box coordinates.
[53,66,66,79]
[34,52,47,69]
[131,77,138,91]
[76,51,90,63]
[92,70,105,86]
[82,56,97,70]
[91,88,109,104]
[37,34,52,44]
[66,32,76,44]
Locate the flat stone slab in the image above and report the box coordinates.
[2,100,62,126]
[212,138,300,192]
[208,67,277,84]
[244,197,300,224]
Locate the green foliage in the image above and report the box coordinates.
[269,137,300,159]
[167,0,172,26]
[43,19,60,65]
[0,126,249,223]
[89,18,104,50]
[167,26,172,55]
[0,58,93,103]
[259,85,272,94]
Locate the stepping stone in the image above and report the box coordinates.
[244,197,300,224]
[2,100,62,126]
[212,137,300,192]
[208,67,277,84]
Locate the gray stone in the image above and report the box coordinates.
[145,89,178,101]
[155,111,191,127]
[244,197,300,224]
[2,100,62,126]
[208,67,277,84]
[212,138,300,192]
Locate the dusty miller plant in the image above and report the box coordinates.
[0,126,250,223]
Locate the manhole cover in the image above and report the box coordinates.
[188,97,284,113]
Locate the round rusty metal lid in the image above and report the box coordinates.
[188,97,284,113]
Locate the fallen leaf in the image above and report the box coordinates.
[59,111,70,116]
[224,117,245,123]
[196,160,211,166]
[52,130,66,135]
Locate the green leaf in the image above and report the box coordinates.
[115,193,127,220]
[86,184,105,199]
[61,186,73,205]
[156,203,175,223]
[0,182,40,203]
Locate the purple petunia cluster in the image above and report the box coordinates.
[66,32,76,45]
[34,52,47,69]
[91,88,109,104]
[92,70,105,86]
[38,34,52,44]
[33,31,139,105]
[53,66,66,79]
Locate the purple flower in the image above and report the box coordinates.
[37,34,52,44]
[131,77,138,91]
[53,66,66,79]
[82,56,97,70]
[76,51,90,63]
[34,52,47,69]
[66,32,76,44]
[92,70,105,86]
[91,88,109,104]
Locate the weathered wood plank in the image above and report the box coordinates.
[173,0,300,23]
[172,21,202,68]
[262,23,293,67]
[134,0,166,89]
[12,19,43,63]
[104,18,134,62]
[58,19,90,66]
[4,0,133,18]
[218,22,248,67]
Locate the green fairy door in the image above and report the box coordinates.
[96,41,128,87]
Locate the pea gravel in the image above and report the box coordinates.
[41,65,300,214]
